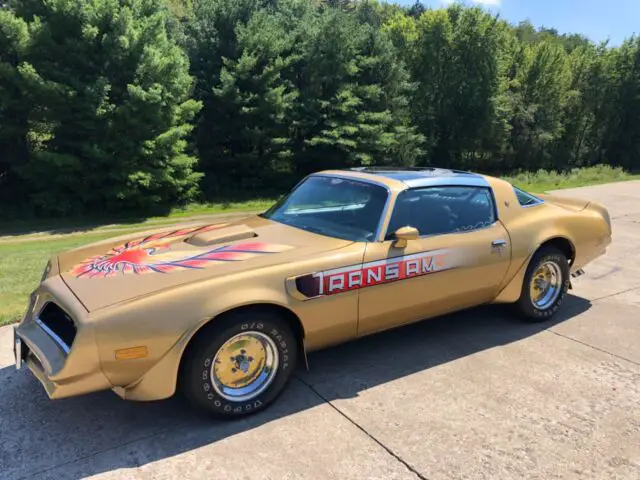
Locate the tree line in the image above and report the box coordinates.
[0,0,638,218]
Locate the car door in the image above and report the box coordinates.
[357,185,511,337]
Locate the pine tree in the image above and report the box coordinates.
[205,6,301,193]
[0,8,30,214]
[187,0,267,196]
[4,0,201,215]
[407,1,425,19]
[290,7,423,175]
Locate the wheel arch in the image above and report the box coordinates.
[493,234,576,304]
[114,302,307,402]
[538,236,576,265]
[178,303,307,383]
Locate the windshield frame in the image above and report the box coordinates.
[262,173,392,243]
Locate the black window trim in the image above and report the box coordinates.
[384,185,500,240]
[263,173,392,243]
[311,174,393,242]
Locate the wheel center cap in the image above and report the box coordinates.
[238,360,250,373]
[535,277,548,291]
[211,332,280,402]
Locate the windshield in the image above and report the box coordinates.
[262,175,388,242]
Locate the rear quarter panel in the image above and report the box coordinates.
[487,177,610,303]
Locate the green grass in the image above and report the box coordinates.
[164,199,275,217]
[503,165,639,193]
[1,165,637,327]
[0,198,275,239]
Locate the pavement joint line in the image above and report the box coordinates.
[590,284,640,303]
[539,288,640,368]
[14,420,190,480]
[294,377,428,480]
[14,375,432,480]
[545,329,640,367]
[611,213,638,220]
[7,268,640,477]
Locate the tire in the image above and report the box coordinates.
[515,246,570,322]
[181,309,298,418]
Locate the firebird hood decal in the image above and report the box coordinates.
[58,216,355,311]
[70,224,292,278]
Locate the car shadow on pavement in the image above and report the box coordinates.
[0,295,591,480]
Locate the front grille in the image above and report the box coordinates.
[38,302,77,351]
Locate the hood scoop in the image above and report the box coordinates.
[187,224,257,247]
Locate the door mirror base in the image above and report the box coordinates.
[392,226,420,248]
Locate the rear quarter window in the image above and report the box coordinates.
[513,187,544,207]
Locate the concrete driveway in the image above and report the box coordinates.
[1,181,639,480]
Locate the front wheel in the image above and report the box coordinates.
[181,310,298,418]
[515,246,570,322]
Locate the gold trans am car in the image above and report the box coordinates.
[14,168,612,418]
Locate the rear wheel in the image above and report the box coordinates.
[181,310,297,418]
[515,246,570,321]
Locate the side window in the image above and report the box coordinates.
[386,186,496,238]
[513,187,544,207]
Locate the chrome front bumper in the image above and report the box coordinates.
[14,317,68,377]
[13,328,22,370]
[14,277,111,399]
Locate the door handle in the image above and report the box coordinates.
[492,239,507,247]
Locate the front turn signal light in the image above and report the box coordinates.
[115,346,148,360]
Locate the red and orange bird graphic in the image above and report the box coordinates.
[70,224,292,278]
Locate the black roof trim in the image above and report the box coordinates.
[345,166,488,188]
[349,166,473,175]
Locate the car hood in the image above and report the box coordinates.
[58,216,352,311]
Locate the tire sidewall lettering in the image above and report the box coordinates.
[241,322,265,331]
[196,321,293,415]
[529,253,569,318]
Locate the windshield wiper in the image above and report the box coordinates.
[299,224,325,235]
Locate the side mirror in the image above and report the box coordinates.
[392,226,419,248]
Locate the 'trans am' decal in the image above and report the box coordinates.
[295,249,453,298]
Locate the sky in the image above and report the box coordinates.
[394,0,639,46]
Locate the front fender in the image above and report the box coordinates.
[111,292,297,401]
[92,275,291,389]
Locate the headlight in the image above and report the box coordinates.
[41,260,52,283]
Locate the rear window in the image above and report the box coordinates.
[513,187,543,207]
